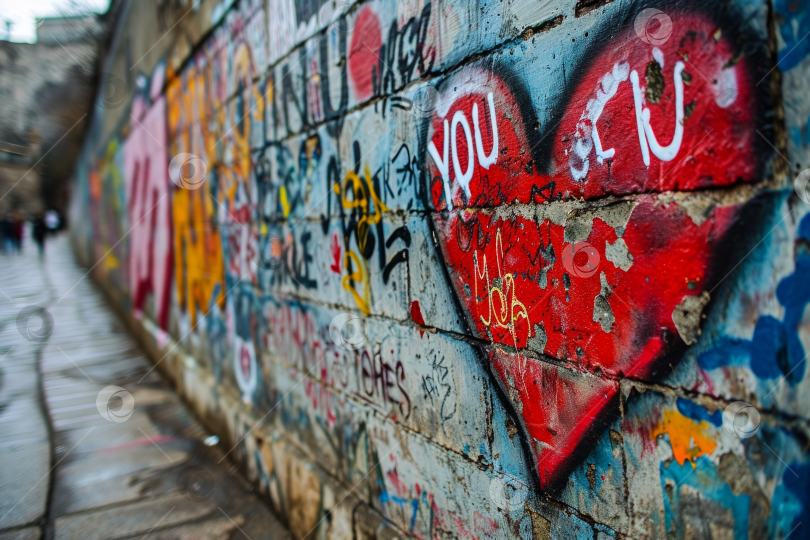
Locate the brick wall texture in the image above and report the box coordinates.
[69,0,810,538]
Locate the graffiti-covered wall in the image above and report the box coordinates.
[70,0,810,538]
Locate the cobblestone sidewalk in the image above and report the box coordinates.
[0,233,291,540]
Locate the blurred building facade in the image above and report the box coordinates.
[0,11,107,219]
[0,129,42,216]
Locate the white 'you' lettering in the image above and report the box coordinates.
[429,92,499,210]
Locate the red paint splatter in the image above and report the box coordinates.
[410,300,426,337]
[240,347,251,378]
[474,512,498,535]
[348,7,382,101]
[386,463,409,496]
[330,233,342,274]
[98,434,174,454]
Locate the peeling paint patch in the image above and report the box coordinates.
[593,272,615,333]
[528,322,548,353]
[586,463,597,490]
[672,292,710,345]
[605,238,633,271]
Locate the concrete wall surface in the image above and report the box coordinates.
[69,0,810,538]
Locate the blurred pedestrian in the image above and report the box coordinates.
[32,212,47,260]
[1,214,13,254]
[12,212,24,253]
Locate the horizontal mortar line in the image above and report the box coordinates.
[259,333,810,432]
[202,178,786,229]
[151,151,785,224]
[0,366,43,376]
[482,339,810,427]
[44,345,136,354]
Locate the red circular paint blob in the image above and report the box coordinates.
[348,7,382,101]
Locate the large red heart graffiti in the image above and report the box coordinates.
[425,11,764,489]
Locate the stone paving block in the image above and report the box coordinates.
[53,492,216,540]
[0,528,41,540]
[0,443,50,530]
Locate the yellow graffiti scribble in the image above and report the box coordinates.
[173,187,226,326]
[230,42,263,184]
[105,253,119,270]
[280,185,290,218]
[342,249,370,314]
[335,165,389,314]
[474,230,529,346]
[95,139,126,280]
[651,408,718,467]
[167,58,228,325]
[340,165,389,252]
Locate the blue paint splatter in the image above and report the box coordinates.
[775,0,810,71]
[799,214,810,240]
[676,397,722,426]
[379,489,407,507]
[769,462,810,539]
[698,215,810,385]
[750,315,792,379]
[698,336,750,370]
[783,463,810,537]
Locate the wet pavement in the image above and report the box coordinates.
[0,233,291,540]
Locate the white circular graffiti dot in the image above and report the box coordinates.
[234,338,258,397]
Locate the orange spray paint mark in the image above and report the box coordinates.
[651,408,718,467]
